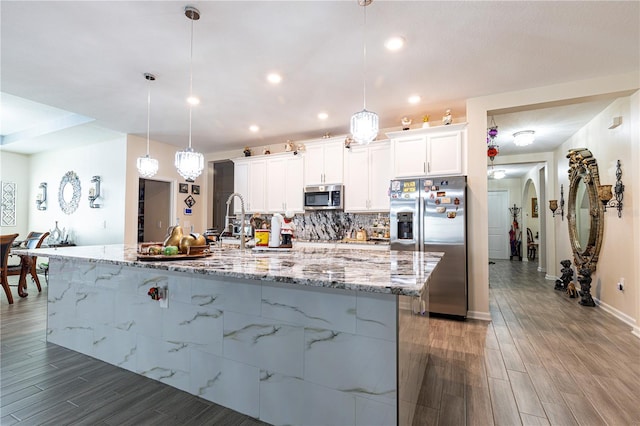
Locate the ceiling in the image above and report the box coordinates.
[1,1,639,164]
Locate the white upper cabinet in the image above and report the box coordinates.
[266,154,304,213]
[344,140,391,212]
[387,123,466,178]
[232,158,266,214]
[303,137,344,185]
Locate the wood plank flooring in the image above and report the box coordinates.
[1,261,639,425]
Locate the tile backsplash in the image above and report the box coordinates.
[292,211,389,241]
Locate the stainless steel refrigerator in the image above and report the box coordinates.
[390,176,467,318]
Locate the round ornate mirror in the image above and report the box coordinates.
[566,148,604,272]
[58,171,81,214]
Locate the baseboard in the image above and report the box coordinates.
[537,266,545,273]
[545,274,558,281]
[593,297,639,338]
[467,311,492,321]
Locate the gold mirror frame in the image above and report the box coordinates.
[566,148,604,272]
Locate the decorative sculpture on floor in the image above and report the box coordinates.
[554,259,573,291]
[577,267,596,307]
[566,282,578,298]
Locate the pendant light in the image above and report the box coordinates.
[175,5,204,182]
[350,0,378,145]
[137,73,159,178]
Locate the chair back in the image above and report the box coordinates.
[527,228,534,244]
[24,232,50,250]
[1,233,20,270]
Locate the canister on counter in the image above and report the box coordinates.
[255,229,270,246]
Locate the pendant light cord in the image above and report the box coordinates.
[362,2,368,110]
[146,78,151,156]
[188,15,194,150]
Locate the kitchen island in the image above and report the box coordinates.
[16,244,442,426]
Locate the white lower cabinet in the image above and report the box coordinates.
[344,140,390,212]
[266,154,303,213]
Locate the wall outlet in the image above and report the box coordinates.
[617,278,624,291]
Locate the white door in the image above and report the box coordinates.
[488,190,509,259]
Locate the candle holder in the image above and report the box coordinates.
[88,176,102,208]
[36,182,47,211]
[598,160,624,218]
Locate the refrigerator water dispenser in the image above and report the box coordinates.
[397,212,414,239]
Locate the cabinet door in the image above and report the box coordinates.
[344,147,370,212]
[322,140,344,185]
[426,131,462,176]
[392,136,427,178]
[266,157,287,213]
[233,161,249,214]
[368,142,391,211]
[303,144,325,185]
[284,155,304,212]
[248,160,267,213]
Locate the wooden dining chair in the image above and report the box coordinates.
[1,233,20,304]
[7,231,50,295]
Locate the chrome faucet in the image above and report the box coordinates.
[224,192,246,250]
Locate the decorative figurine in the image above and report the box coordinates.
[344,136,353,150]
[280,211,295,248]
[442,109,452,125]
[401,117,412,130]
[263,147,271,155]
[422,115,430,128]
[566,282,578,298]
[554,259,573,291]
[243,147,252,157]
[285,140,295,152]
[577,267,596,307]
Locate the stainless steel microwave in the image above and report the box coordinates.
[304,185,344,210]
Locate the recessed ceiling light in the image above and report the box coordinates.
[187,96,200,105]
[249,125,260,132]
[318,112,329,120]
[266,73,282,84]
[384,36,405,51]
[408,95,421,104]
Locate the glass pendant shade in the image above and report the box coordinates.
[350,109,379,145]
[137,155,159,178]
[175,147,204,181]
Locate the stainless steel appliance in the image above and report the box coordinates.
[390,176,467,318]
[304,184,344,210]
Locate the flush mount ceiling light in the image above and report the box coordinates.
[137,73,159,178]
[513,130,535,147]
[350,0,379,145]
[175,5,204,182]
[249,125,259,133]
[317,112,329,120]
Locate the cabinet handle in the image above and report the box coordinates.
[427,162,431,173]
[423,162,426,173]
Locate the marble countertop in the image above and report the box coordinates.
[14,244,442,297]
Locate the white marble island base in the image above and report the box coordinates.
[32,246,439,425]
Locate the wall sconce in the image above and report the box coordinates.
[88,176,102,208]
[598,160,624,218]
[36,182,47,211]
[549,184,565,219]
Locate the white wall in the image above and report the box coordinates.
[28,136,128,245]
[0,151,30,238]
[555,95,638,324]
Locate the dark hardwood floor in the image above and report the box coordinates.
[1,261,639,425]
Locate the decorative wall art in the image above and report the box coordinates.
[179,183,189,194]
[58,171,81,215]
[531,197,538,218]
[184,195,196,208]
[191,185,200,195]
[1,181,17,226]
